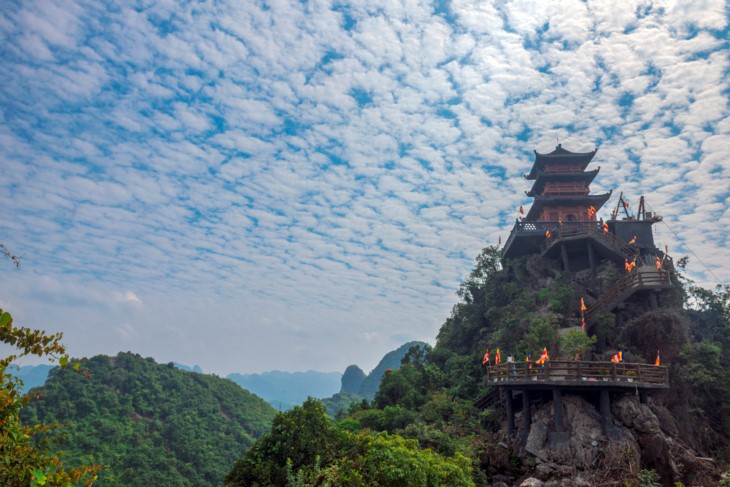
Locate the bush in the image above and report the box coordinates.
[637,468,660,487]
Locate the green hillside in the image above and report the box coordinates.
[21,352,277,486]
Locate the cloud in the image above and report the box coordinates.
[0,0,728,375]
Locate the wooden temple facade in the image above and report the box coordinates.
[478,145,672,442]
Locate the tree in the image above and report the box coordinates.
[559,329,597,359]
[226,398,344,486]
[226,399,474,487]
[0,308,100,486]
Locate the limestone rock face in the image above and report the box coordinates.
[525,254,552,280]
[519,477,545,487]
[649,403,679,438]
[514,394,719,486]
[521,396,605,469]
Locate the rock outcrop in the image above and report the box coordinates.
[513,394,719,486]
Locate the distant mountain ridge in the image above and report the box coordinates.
[8,364,54,394]
[225,341,428,414]
[321,341,428,416]
[227,370,341,410]
[354,340,427,399]
[173,362,203,373]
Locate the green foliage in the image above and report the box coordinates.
[227,399,474,487]
[559,329,597,359]
[374,365,428,409]
[517,313,559,359]
[357,342,427,400]
[0,307,100,486]
[22,352,276,486]
[357,432,473,487]
[720,470,730,487]
[457,247,502,304]
[537,276,574,316]
[226,398,343,486]
[636,468,661,487]
[321,391,363,418]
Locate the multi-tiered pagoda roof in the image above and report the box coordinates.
[502,144,612,259]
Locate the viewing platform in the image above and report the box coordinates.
[485,360,668,390]
[502,220,635,263]
[479,360,669,441]
[541,221,634,262]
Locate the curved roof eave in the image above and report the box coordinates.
[526,145,599,179]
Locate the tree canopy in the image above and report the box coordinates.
[21,352,277,486]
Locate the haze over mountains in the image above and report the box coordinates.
[12,341,427,413]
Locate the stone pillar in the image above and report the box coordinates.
[522,390,531,431]
[587,240,596,277]
[561,244,571,273]
[600,389,611,434]
[552,388,563,432]
[505,389,515,437]
[649,291,658,310]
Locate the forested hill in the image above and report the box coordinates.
[21,352,277,486]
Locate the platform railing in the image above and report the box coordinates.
[485,360,668,385]
[503,220,564,253]
[540,222,635,258]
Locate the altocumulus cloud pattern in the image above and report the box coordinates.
[0,0,728,374]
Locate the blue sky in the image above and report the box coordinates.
[1,0,728,375]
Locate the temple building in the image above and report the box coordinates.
[478,144,674,443]
[502,145,664,276]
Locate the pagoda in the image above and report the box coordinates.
[502,144,611,261]
[502,144,668,276]
[523,144,610,223]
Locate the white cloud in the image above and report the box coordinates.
[0,0,728,375]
